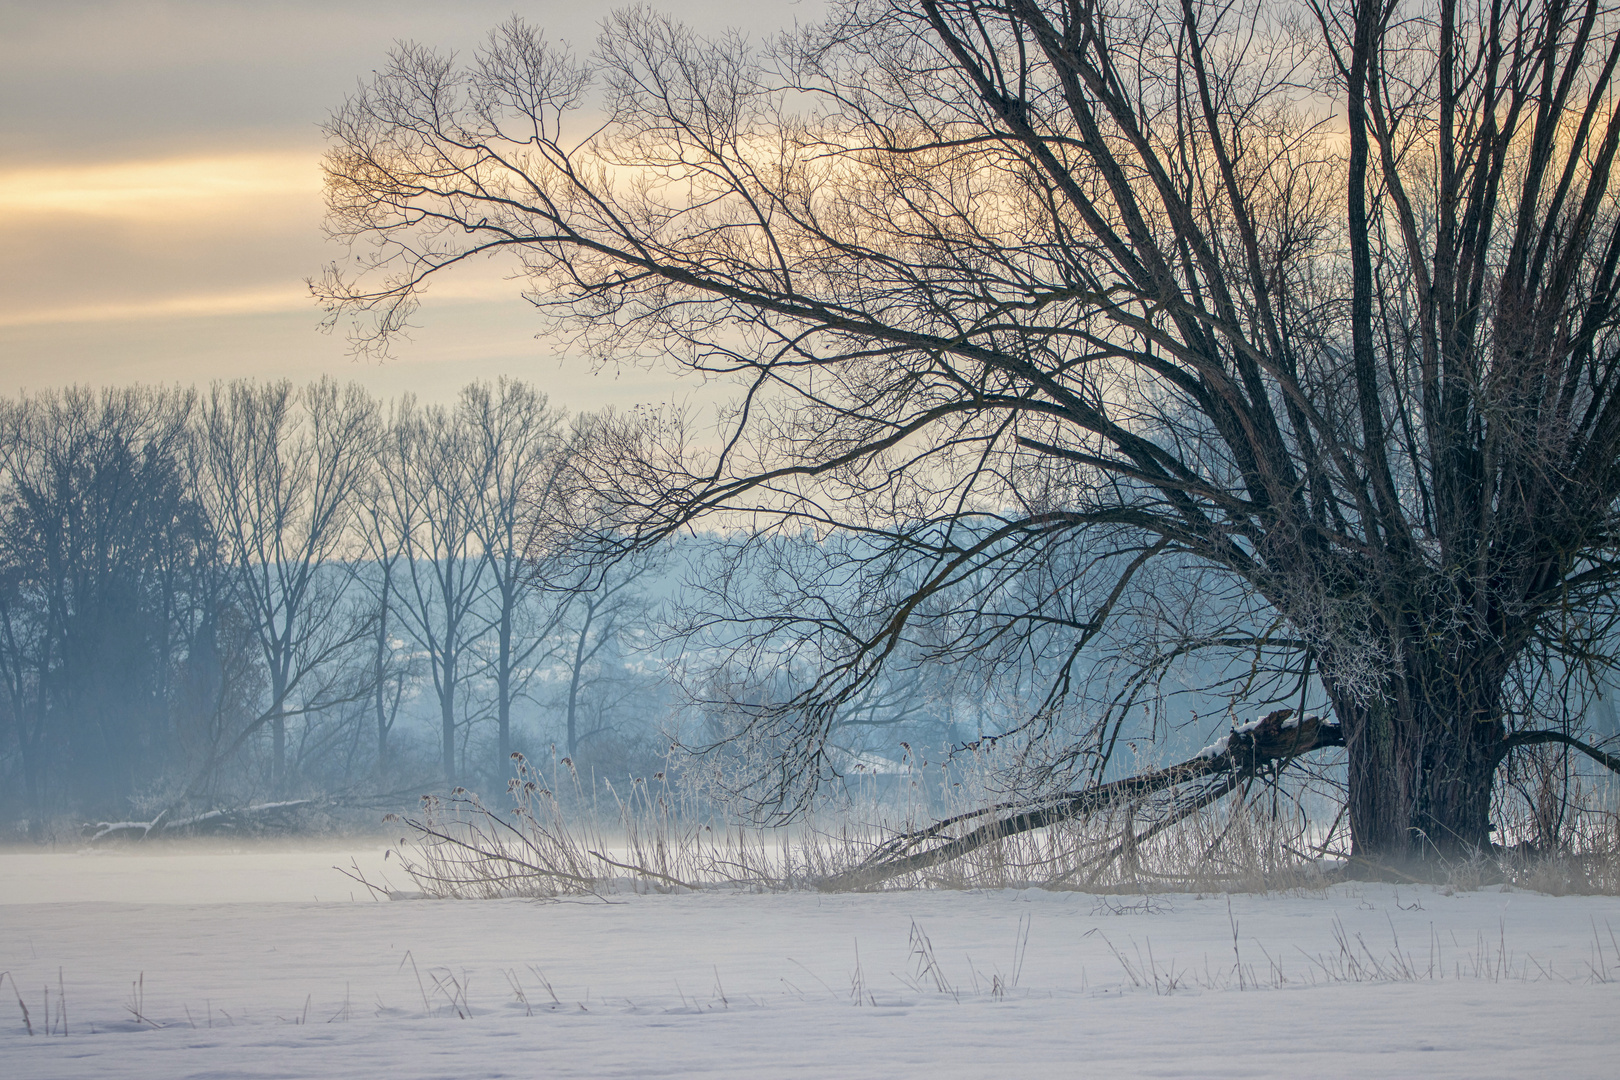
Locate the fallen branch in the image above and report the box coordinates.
[817,709,1343,891]
[82,791,419,843]
[588,850,700,891]
[1050,771,1246,889]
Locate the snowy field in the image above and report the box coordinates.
[3,842,1618,1078]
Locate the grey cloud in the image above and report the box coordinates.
[0,1,823,165]
[0,0,822,402]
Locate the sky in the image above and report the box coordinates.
[0,0,822,409]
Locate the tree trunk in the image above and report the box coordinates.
[20,720,45,841]
[497,600,512,776]
[374,563,391,780]
[1326,648,1507,869]
[565,598,594,761]
[565,661,582,761]
[269,657,289,793]
[271,706,285,792]
[374,632,388,780]
[440,654,457,786]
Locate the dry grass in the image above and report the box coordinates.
[382,753,1361,898]
[377,745,1620,898]
[384,757,880,898]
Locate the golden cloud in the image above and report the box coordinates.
[0,150,319,220]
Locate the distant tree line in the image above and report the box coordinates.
[0,379,670,835]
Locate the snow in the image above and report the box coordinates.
[1196,712,1315,757]
[3,843,1618,1078]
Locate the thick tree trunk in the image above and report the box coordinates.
[1327,650,1507,868]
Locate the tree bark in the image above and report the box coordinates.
[1327,646,1508,864]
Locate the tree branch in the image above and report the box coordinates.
[818,709,1343,890]
[1499,729,1620,775]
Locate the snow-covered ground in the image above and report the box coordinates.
[3,842,1618,1078]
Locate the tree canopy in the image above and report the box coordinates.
[319,0,1620,867]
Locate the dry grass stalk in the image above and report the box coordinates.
[386,736,1620,898]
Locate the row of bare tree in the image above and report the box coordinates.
[0,379,665,833]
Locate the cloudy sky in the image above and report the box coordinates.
[0,0,820,407]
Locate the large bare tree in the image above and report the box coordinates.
[201,379,376,792]
[319,1,1620,867]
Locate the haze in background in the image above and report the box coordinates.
[0,0,821,406]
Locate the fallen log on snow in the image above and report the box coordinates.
[817,708,1343,891]
[83,800,331,843]
[82,791,419,843]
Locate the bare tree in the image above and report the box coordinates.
[200,379,376,793]
[375,396,490,785]
[353,431,416,780]
[319,2,1620,868]
[461,379,573,776]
